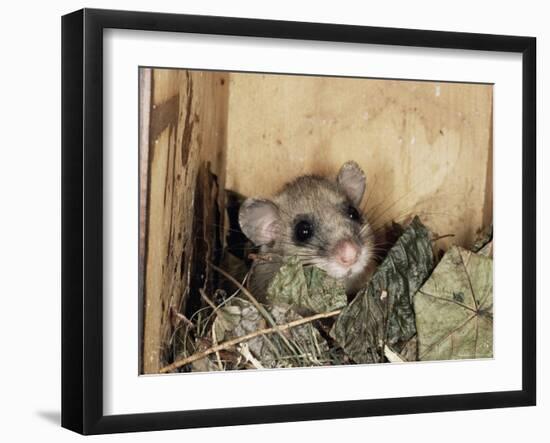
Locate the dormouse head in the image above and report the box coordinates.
[238,161,373,281]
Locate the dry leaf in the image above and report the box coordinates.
[267,256,347,314]
[414,246,493,360]
[333,217,434,363]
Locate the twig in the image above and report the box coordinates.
[170,307,195,329]
[384,345,406,363]
[238,343,264,369]
[159,309,342,373]
[211,322,224,370]
[199,288,224,369]
[209,263,265,314]
[199,288,218,311]
[209,262,301,356]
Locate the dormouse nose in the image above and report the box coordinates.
[334,240,359,267]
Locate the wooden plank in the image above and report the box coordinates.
[225,74,493,250]
[141,69,229,374]
[138,68,152,374]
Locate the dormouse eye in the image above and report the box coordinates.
[347,205,361,222]
[294,220,314,243]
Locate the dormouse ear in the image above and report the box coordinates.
[239,198,280,246]
[337,161,366,206]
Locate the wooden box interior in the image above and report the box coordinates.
[139,68,493,374]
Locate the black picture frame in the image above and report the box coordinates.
[61,8,537,435]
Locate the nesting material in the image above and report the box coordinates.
[161,215,493,373]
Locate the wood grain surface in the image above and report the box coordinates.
[140,69,492,373]
[141,69,229,373]
[226,73,493,249]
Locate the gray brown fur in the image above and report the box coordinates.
[239,162,374,301]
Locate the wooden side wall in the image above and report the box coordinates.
[140,69,229,374]
[225,74,493,249]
